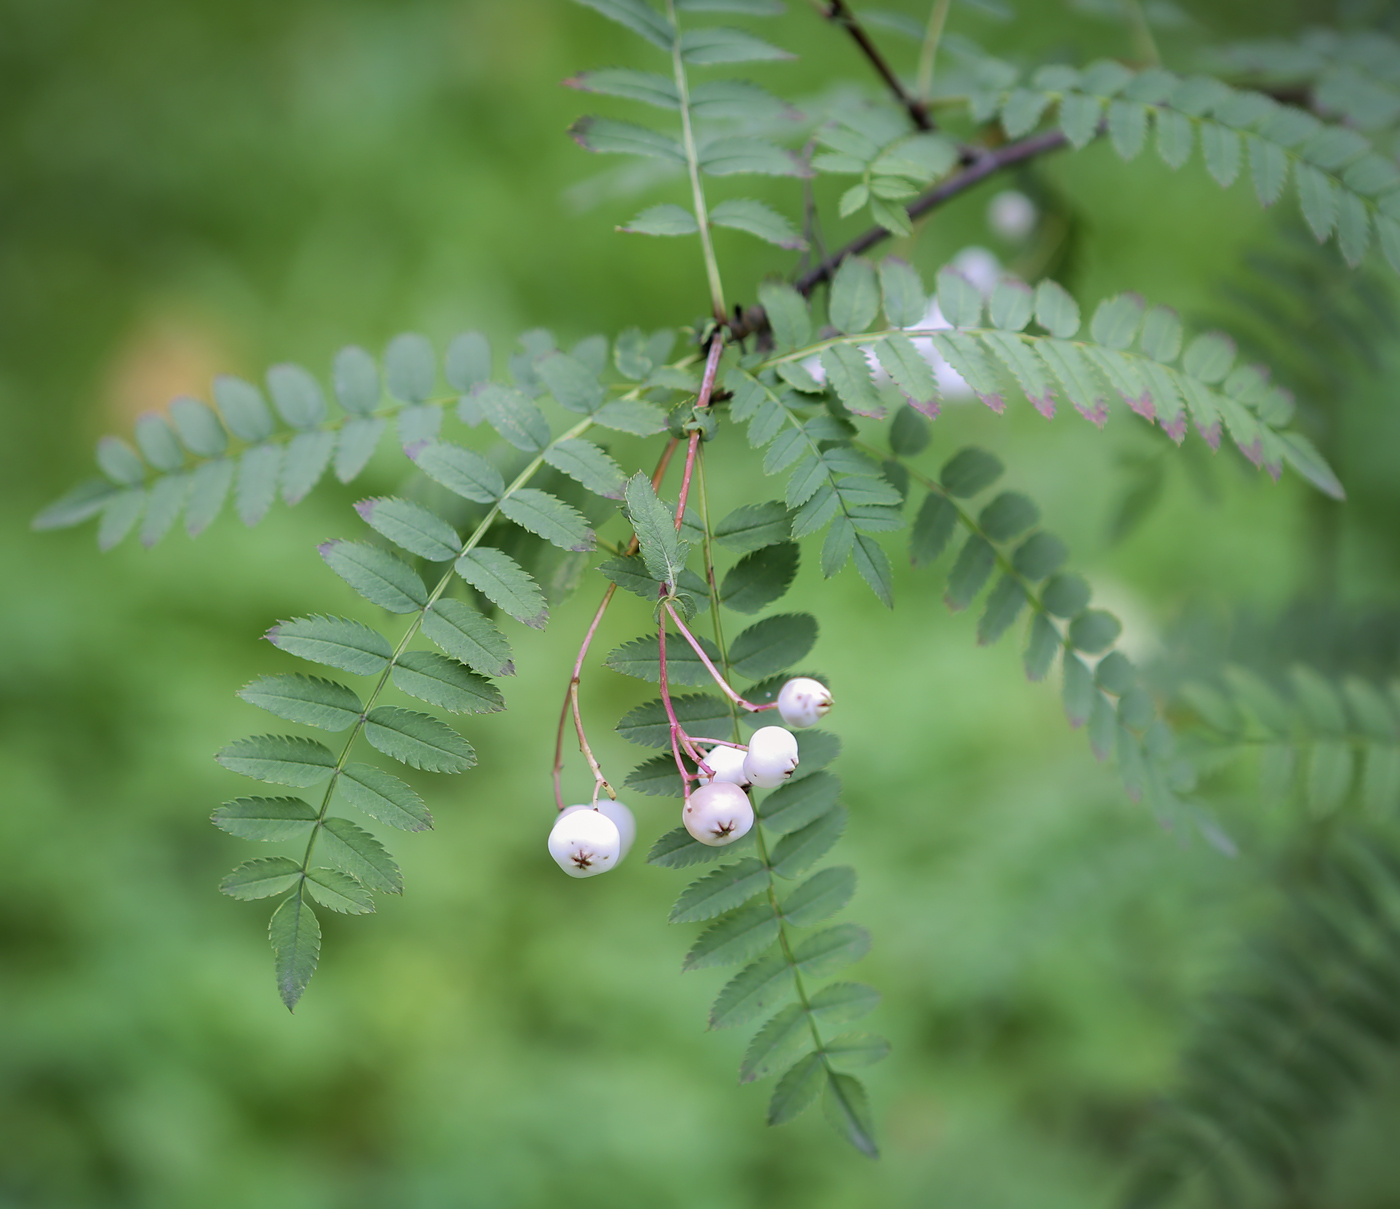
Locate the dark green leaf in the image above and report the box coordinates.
[1062,654,1094,727]
[305,867,374,915]
[566,66,677,109]
[269,892,321,1011]
[940,447,1004,499]
[605,631,722,687]
[978,575,1026,645]
[853,533,893,608]
[455,547,549,628]
[1069,609,1122,654]
[670,859,769,923]
[268,615,392,676]
[422,599,515,677]
[392,651,503,715]
[683,902,781,970]
[730,613,818,678]
[770,804,847,879]
[757,282,812,350]
[1042,573,1091,617]
[740,1005,813,1084]
[889,405,930,456]
[211,797,318,842]
[1011,531,1067,580]
[782,865,856,926]
[618,693,732,748]
[979,491,1039,541]
[910,492,956,565]
[824,1032,889,1069]
[317,816,402,893]
[238,674,363,731]
[365,705,475,773]
[709,953,795,1030]
[879,256,926,328]
[823,1072,879,1157]
[945,536,995,611]
[714,500,793,552]
[573,0,674,49]
[625,752,687,798]
[338,763,433,831]
[936,268,982,328]
[32,479,120,531]
[760,770,840,835]
[720,542,799,614]
[216,734,337,787]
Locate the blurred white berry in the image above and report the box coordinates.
[560,799,636,861]
[987,190,1037,241]
[951,246,1002,296]
[776,678,832,729]
[744,726,800,787]
[683,782,755,847]
[548,807,621,877]
[697,744,750,787]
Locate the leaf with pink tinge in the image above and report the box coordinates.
[1198,422,1222,451]
[1037,341,1106,428]
[1162,415,1188,443]
[981,332,1054,419]
[928,332,1001,407]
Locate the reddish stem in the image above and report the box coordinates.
[657,599,695,798]
[662,599,776,714]
[673,335,726,534]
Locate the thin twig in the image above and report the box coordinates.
[663,599,774,715]
[916,0,952,101]
[674,333,726,533]
[816,0,934,131]
[726,128,1070,341]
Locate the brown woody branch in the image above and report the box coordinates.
[725,128,1069,342]
[819,0,934,132]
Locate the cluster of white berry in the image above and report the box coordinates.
[547,677,832,877]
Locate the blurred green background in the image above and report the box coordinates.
[5,0,1400,1206]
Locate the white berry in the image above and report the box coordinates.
[776,678,832,729]
[560,799,636,861]
[987,190,1037,241]
[548,807,621,877]
[744,726,799,788]
[683,782,754,847]
[697,744,750,787]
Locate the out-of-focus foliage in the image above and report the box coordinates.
[11,0,1400,1205]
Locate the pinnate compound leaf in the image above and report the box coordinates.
[365,706,476,773]
[216,735,337,787]
[410,441,504,504]
[500,488,595,552]
[268,616,392,676]
[455,547,549,628]
[392,651,503,715]
[543,439,626,499]
[220,857,303,900]
[211,797,318,842]
[730,613,818,678]
[671,859,769,923]
[357,497,460,562]
[422,599,515,677]
[269,892,321,1012]
[305,867,375,915]
[771,804,847,879]
[768,1053,824,1124]
[319,540,427,614]
[782,865,856,926]
[683,902,781,970]
[710,198,805,249]
[338,763,433,831]
[318,817,402,893]
[823,1072,879,1157]
[624,471,690,587]
[714,500,793,552]
[740,1005,813,1084]
[238,674,363,731]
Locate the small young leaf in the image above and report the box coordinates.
[267,615,393,676]
[211,797,318,842]
[455,547,549,628]
[319,540,428,614]
[238,674,363,731]
[269,893,321,1012]
[421,599,515,677]
[216,735,338,787]
[624,471,690,587]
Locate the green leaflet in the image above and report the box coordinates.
[618,693,733,749]
[384,332,437,403]
[281,430,335,506]
[319,540,428,614]
[794,923,872,977]
[625,752,687,798]
[760,771,840,835]
[269,892,321,1012]
[364,705,476,773]
[670,859,769,923]
[720,542,800,614]
[829,257,880,334]
[740,1005,813,1084]
[266,364,326,430]
[809,981,881,1026]
[729,613,818,678]
[237,674,363,731]
[216,374,275,441]
[212,796,319,842]
[455,547,549,628]
[621,204,699,237]
[216,735,338,787]
[333,346,380,414]
[709,953,796,1030]
[768,1053,824,1124]
[944,536,995,611]
[338,763,433,832]
[781,866,856,927]
[317,816,403,893]
[411,441,504,503]
[648,823,755,868]
[683,901,782,971]
[184,459,234,537]
[392,651,504,715]
[357,497,461,562]
[823,1072,879,1157]
[757,282,812,350]
[471,382,551,452]
[714,500,793,553]
[710,198,805,249]
[220,856,303,900]
[605,631,722,687]
[305,867,375,915]
[543,439,626,499]
[572,0,674,49]
[770,804,848,879]
[499,488,595,552]
[170,397,227,457]
[593,399,668,435]
[422,599,514,678]
[624,472,690,588]
[569,115,685,162]
[236,445,282,526]
[680,26,792,64]
[267,615,393,676]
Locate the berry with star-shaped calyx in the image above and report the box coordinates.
[776,678,832,729]
[560,799,636,861]
[548,807,621,877]
[697,744,749,787]
[683,782,754,847]
[743,725,799,788]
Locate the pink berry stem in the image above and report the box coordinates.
[661,599,777,714]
